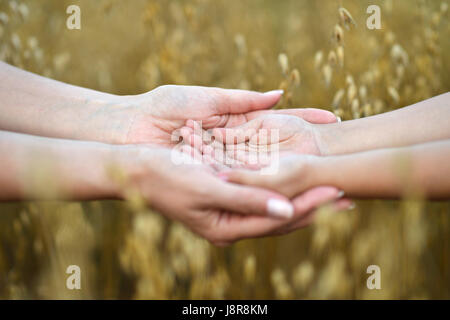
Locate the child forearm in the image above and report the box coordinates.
[312,140,450,199]
[315,92,450,155]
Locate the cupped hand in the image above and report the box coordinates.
[219,155,315,198]
[219,154,348,201]
[211,114,331,167]
[117,145,347,246]
[118,85,337,148]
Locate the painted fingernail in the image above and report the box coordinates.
[267,199,294,219]
[337,190,345,198]
[264,89,284,96]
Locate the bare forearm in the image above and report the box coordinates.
[312,140,450,199]
[0,130,123,201]
[315,93,450,155]
[0,62,134,144]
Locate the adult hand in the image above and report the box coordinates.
[117,146,347,246]
[118,85,337,147]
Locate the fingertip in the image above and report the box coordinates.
[211,128,225,142]
[261,89,283,107]
[263,89,284,97]
[267,198,294,219]
[332,199,355,211]
[302,108,339,124]
[292,186,341,213]
[186,119,195,129]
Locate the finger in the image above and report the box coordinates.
[332,198,354,211]
[220,168,277,190]
[246,108,338,124]
[221,166,284,191]
[211,188,348,244]
[271,187,345,234]
[211,120,260,144]
[209,180,294,219]
[225,147,275,170]
[208,87,283,115]
[206,139,246,168]
[292,186,343,214]
[178,144,202,159]
[182,127,205,152]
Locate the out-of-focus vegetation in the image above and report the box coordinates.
[0,0,449,299]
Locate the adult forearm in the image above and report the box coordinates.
[0,130,125,201]
[312,140,450,199]
[0,62,135,144]
[315,92,450,155]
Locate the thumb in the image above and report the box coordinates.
[210,180,294,219]
[246,108,338,124]
[278,108,338,124]
[218,169,274,190]
[209,88,283,115]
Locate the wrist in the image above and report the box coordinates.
[108,144,164,201]
[111,92,161,145]
[304,155,324,189]
[313,122,344,156]
[309,154,346,191]
[82,95,143,145]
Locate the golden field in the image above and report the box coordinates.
[0,0,449,299]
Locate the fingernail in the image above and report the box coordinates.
[267,199,294,219]
[264,89,284,96]
[337,190,345,198]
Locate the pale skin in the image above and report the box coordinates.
[219,93,450,200]
[0,131,350,246]
[0,62,350,245]
[0,61,337,146]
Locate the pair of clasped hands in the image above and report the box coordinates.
[117,85,352,246]
[0,61,351,246]
[2,63,449,246]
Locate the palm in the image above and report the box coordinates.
[211,114,324,168]
[135,147,346,246]
[121,85,336,150]
[124,85,279,146]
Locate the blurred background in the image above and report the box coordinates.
[0,0,449,299]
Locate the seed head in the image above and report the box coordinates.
[322,64,333,86]
[347,84,357,101]
[388,86,400,103]
[336,46,344,67]
[338,7,356,29]
[333,24,344,44]
[290,69,301,86]
[328,50,337,67]
[332,89,345,109]
[278,53,289,75]
[314,51,324,70]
